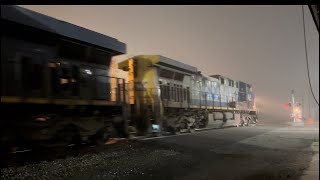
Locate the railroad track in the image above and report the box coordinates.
[1,139,133,169]
[1,125,251,168]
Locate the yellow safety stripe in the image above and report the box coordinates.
[1,96,122,106]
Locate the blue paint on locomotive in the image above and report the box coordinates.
[190,99,229,108]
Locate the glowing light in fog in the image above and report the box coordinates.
[283,103,290,108]
[85,69,92,75]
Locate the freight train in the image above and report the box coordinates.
[1,5,128,150]
[1,5,257,151]
[118,55,257,135]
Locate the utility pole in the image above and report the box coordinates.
[291,90,303,126]
[291,90,295,108]
[291,90,296,123]
[308,90,311,118]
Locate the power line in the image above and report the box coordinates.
[301,5,319,106]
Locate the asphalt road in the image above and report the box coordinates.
[1,125,319,180]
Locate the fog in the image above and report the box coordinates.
[21,5,319,124]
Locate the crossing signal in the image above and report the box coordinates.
[284,102,291,107]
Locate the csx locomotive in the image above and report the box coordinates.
[1,5,257,150]
[118,55,257,134]
[1,5,128,149]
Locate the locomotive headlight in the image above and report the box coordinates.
[85,69,92,75]
[294,107,300,113]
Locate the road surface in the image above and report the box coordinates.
[1,125,319,180]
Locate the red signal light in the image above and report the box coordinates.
[283,102,291,107]
[307,117,314,124]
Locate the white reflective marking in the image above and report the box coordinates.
[10,149,32,153]
[138,126,235,141]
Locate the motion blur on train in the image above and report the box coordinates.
[1,5,257,152]
[118,55,257,135]
[1,5,128,151]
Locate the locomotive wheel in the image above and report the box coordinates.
[188,127,195,133]
[167,126,176,135]
[95,127,112,146]
[54,125,81,146]
[177,122,189,134]
[239,119,245,127]
[244,118,249,126]
[174,128,182,135]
